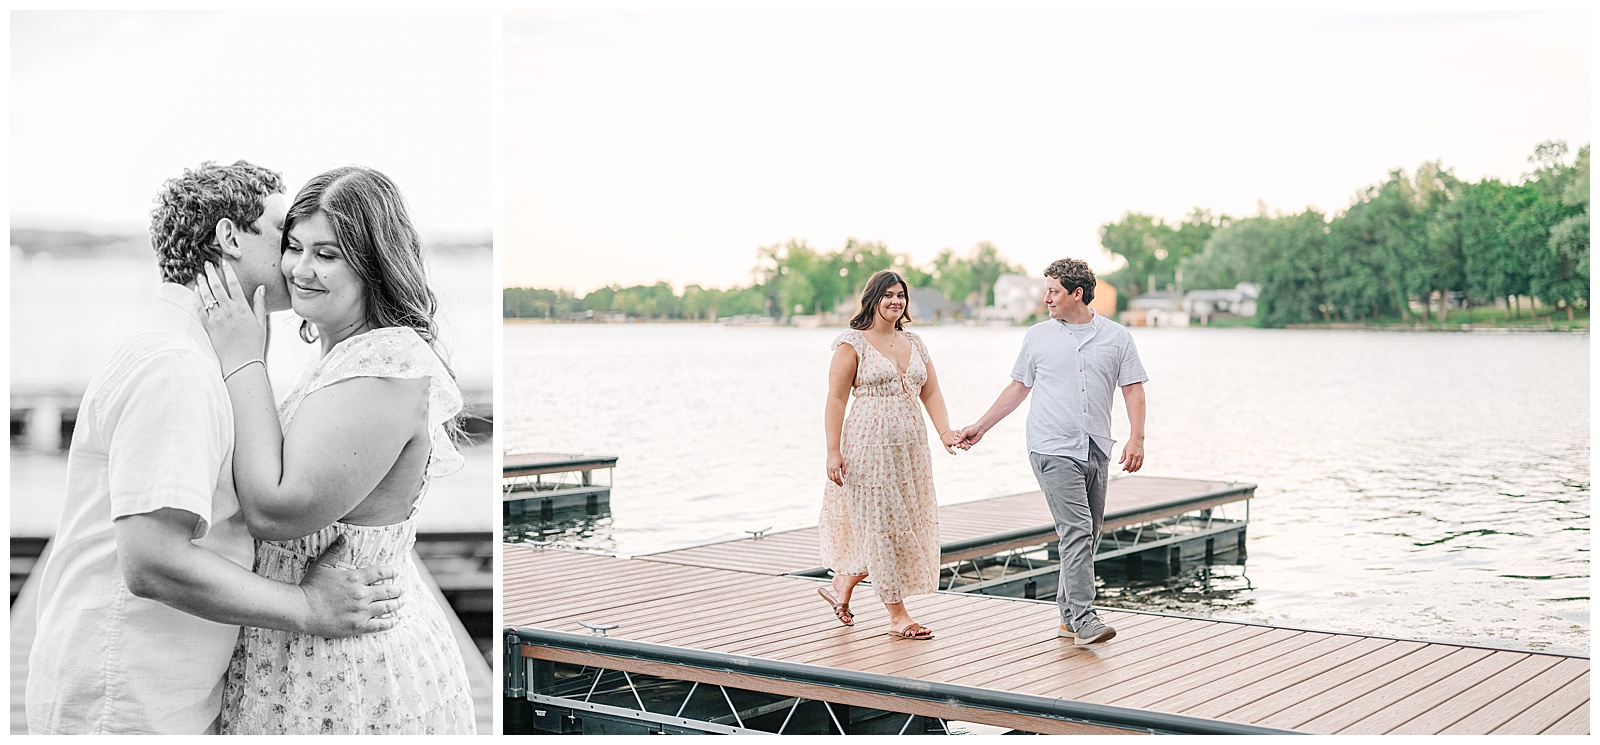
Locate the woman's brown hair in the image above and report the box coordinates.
[848,270,914,330]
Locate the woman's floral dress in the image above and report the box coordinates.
[220,327,475,734]
[819,329,940,604]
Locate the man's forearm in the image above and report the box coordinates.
[1123,383,1146,440]
[116,512,311,634]
[975,380,1031,433]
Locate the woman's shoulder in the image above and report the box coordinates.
[908,329,934,354]
[831,328,865,352]
[319,327,445,379]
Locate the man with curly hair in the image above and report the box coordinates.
[959,257,1148,646]
[28,161,403,735]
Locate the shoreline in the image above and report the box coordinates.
[503,316,1589,333]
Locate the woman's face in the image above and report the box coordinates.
[876,282,908,323]
[282,211,366,330]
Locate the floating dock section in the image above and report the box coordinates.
[503,452,617,519]
[641,476,1253,594]
[503,477,1589,735]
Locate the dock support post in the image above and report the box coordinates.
[504,629,531,733]
[26,397,63,452]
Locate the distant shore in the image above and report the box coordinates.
[503,317,1588,332]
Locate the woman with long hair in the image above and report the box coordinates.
[818,270,962,640]
[197,166,475,734]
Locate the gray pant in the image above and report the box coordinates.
[1029,446,1108,631]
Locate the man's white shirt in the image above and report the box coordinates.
[1010,310,1148,460]
[27,283,252,735]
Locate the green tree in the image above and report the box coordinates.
[1526,142,1590,319]
[581,285,618,313]
[928,248,975,305]
[1098,212,1168,297]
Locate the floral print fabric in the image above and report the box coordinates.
[220,327,474,734]
[818,330,940,604]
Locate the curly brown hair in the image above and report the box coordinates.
[1043,257,1096,304]
[149,161,284,285]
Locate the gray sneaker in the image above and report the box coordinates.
[1066,615,1116,644]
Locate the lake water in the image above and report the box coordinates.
[504,323,1590,656]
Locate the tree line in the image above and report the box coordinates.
[1099,141,1589,326]
[504,239,1025,321]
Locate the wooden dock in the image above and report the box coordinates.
[11,542,493,735]
[639,476,1253,576]
[505,546,1589,735]
[503,452,617,518]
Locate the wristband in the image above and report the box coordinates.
[224,358,264,381]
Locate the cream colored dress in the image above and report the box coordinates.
[220,327,475,735]
[819,329,940,604]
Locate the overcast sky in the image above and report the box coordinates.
[11,11,494,240]
[504,7,1589,293]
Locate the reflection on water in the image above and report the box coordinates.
[505,323,1589,655]
[1097,564,1257,615]
[504,507,617,554]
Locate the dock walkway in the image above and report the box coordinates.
[506,546,1589,735]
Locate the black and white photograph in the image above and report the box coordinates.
[10,11,494,734]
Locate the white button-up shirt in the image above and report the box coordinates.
[28,283,252,734]
[1010,310,1148,460]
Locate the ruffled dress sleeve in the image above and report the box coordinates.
[905,331,931,365]
[277,327,465,478]
[831,329,866,354]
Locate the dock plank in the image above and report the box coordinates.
[1293,646,1496,733]
[1384,653,1562,734]
[506,547,1587,735]
[1440,657,1590,734]
[1544,697,1589,735]
[1114,630,1335,710]
[1494,670,1589,734]
[1173,635,1396,718]
[1338,649,1528,734]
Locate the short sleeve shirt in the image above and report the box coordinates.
[1010,310,1148,460]
[27,284,252,734]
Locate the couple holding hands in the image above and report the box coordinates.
[819,259,1148,644]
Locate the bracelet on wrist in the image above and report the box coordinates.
[224,358,265,382]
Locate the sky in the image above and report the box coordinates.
[10,11,494,240]
[504,7,1589,293]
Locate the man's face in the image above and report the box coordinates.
[1043,276,1085,320]
[231,193,291,312]
[1036,273,1088,319]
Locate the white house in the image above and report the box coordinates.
[989,274,1046,323]
[1183,282,1260,324]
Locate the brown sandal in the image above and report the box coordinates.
[817,587,854,626]
[889,622,934,640]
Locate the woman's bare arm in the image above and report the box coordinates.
[824,344,857,486]
[919,361,960,454]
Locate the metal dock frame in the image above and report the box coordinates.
[504,627,1302,735]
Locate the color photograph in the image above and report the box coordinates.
[11,11,495,734]
[499,8,1589,735]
